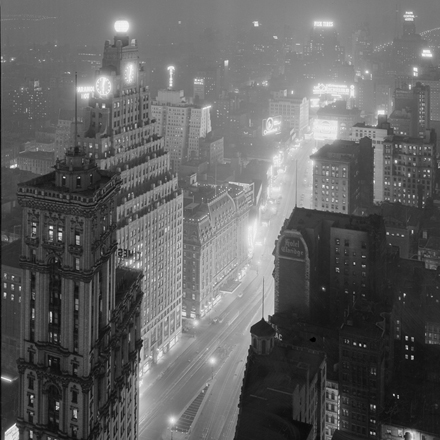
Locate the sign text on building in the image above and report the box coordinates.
[314,21,334,28]
[313,83,354,97]
[279,235,306,260]
[262,116,282,136]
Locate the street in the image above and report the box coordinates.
[138,139,315,440]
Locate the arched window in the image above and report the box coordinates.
[47,385,60,431]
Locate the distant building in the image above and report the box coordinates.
[182,183,251,319]
[199,134,224,165]
[316,102,363,140]
[311,138,374,216]
[269,96,309,136]
[273,208,387,325]
[382,130,437,208]
[152,89,212,169]
[17,151,55,175]
[351,118,394,203]
[325,380,340,440]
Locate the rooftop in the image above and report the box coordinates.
[0,239,21,269]
[285,207,382,234]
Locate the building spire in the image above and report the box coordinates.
[75,71,78,148]
[262,277,265,320]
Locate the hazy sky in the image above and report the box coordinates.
[2,0,439,48]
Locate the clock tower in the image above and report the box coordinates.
[81,21,184,376]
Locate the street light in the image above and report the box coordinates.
[193,320,199,338]
[209,357,216,379]
[169,416,176,440]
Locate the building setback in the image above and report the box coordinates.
[80,23,184,371]
[16,145,144,440]
[311,138,374,216]
[182,183,251,318]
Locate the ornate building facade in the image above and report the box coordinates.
[16,145,144,440]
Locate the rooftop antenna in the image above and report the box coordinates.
[262,277,265,320]
[295,159,298,207]
[74,71,78,148]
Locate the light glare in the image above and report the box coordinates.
[114,20,129,33]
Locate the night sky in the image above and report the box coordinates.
[2,0,439,49]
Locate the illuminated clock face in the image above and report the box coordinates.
[124,63,135,84]
[95,76,112,96]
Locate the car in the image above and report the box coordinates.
[238,292,243,298]
[212,317,219,324]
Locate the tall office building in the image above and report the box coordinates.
[311,138,374,216]
[193,67,219,103]
[303,20,345,81]
[351,25,373,75]
[383,130,437,208]
[392,12,427,76]
[152,90,212,171]
[16,145,144,440]
[80,21,184,372]
[351,118,395,203]
[273,208,387,325]
[391,82,431,138]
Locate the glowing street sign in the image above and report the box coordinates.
[262,116,282,136]
[314,119,338,141]
[314,21,333,28]
[313,83,354,97]
[403,11,414,21]
[167,66,175,89]
[421,49,433,58]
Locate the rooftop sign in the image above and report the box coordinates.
[314,21,333,28]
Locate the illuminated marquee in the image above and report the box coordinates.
[403,11,415,21]
[313,83,354,97]
[314,21,333,28]
[76,85,94,100]
[262,116,282,136]
[314,119,338,141]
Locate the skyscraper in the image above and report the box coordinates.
[16,145,144,440]
[80,21,184,372]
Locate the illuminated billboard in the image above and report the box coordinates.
[421,49,433,58]
[194,78,204,85]
[262,116,282,136]
[313,83,355,98]
[76,85,94,100]
[403,11,415,21]
[314,21,333,28]
[314,119,338,141]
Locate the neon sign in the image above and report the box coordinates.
[314,21,333,28]
[421,49,433,58]
[194,78,204,85]
[313,83,354,97]
[167,66,175,89]
[262,116,282,136]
